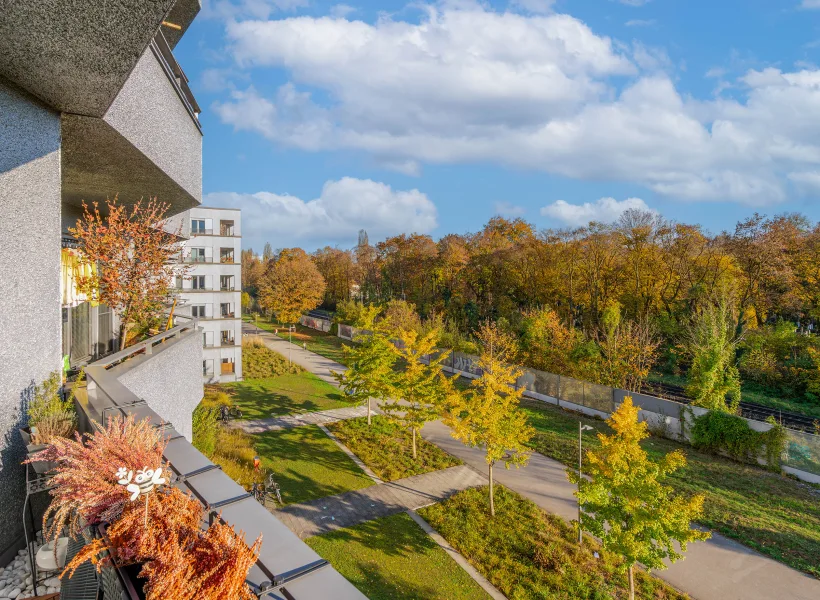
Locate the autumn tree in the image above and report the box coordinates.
[595,303,660,391]
[333,329,396,425]
[258,248,326,324]
[446,321,533,516]
[568,397,710,600]
[313,246,357,308]
[684,297,742,412]
[380,299,421,336]
[70,196,183,350]
[382,325,449,459]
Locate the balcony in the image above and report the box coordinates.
[221,361,236,375]
[75,321,365,599]
[220,251,235,264]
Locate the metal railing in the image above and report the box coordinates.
[150,31,201,131]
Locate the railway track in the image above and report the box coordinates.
[640,381,819,434]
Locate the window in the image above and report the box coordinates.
[203,359,214,376]
[220,303,234,318]
[220,248,234,264]
[175,276,183,289]
[220,275,234,291]
[192,305,206,318]
[221,358,235,375]
[220,220,235,236]
[189,247,206,263]
[191,219,206,234]
[192,275,206,290]
[221,330,234,345]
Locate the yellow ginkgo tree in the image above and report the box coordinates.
[446,321,533,517]
[568,397,710,600]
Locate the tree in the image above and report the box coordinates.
[70,196,183,350]
[240,291,253,313]
[382,325,449,459]
[258,248,326,324]
[333,330,396,425]
[263,242,274,262]
[684,297,742,412]
[380,299,421,336]
[595,303,660,391]
[568,397,710,600]
[446,321,534,516]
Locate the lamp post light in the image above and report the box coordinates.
[578,422,594,545]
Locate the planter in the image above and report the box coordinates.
[19,426,33,446]
[26,442,59,474]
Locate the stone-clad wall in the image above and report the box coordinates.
[116,330,204,441]
[0,78,62,562]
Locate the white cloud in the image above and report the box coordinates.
[214,4,820,206]
[788,171,820,194]
[329,4,356,18]
[204,178,438,249]
[540,197,654,226]
[625,19,655,27]
[510,0,556,14]
[494,201,526,217]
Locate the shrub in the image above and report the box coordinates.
[27,370,79,443]
[690,411,787,470]
[192,405,220,457]
[242,340,303,379]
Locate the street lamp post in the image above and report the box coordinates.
[578,422,593,545]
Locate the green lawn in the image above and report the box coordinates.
[280,324,352,366]
[648,372,820,420]
[522,398,820,578]
[419,486,688,600]
[221,372,350,419]
[328,416,462,481]
[253,425,374,504]
[306,512,491,600]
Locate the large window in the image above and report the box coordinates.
[220,247,234,264]
[192,275,206,290]
[221,330,234,346]
[220,302,234,318]
[220,220,235,236]
[191,219,206,234]
[189,247,206,263]
[220,275,234,291]
[192,305,206,318]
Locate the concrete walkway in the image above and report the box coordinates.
[274,464,485,538]
[254,325,820,600]
[235,405,369,433]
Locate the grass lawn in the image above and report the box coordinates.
[219,372,350,419]
[253,425,374,504]
[306,512,490,600]
[328,416,462,481]
[280,324,352,366]
[522,398,820,578]
[419,486,688,600]
[648,372,820,420]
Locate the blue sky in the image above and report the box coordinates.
[173,0,820,251]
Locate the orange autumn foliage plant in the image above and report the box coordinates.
[29,416,261,600]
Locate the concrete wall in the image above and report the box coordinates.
[104,46,202,203]
[0,79,62,560]
[116,331,204,441]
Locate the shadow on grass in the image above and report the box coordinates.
[253,425,371,504]
[227,378,346,419]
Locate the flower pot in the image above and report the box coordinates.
[26,442,58,474]
[19,426,33,446]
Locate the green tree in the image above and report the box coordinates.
[240,291,252,314]
[382,326,448,459]
[446,321,534,516]
[333,330,396,425]
[568,397,710,600]
[684,298,742,412]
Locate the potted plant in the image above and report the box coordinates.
[29,416,261,600]
[22,371,80,473]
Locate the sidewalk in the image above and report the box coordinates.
[235,405,369,434]
[274,464,485,538]
[243,324,820,600]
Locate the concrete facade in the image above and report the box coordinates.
[174,207,243,382]
[116,330,204,441]
[0,78,63,559]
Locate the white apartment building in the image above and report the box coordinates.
[175,207,243,382]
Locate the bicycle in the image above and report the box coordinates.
[219,404,243,422]
[250,470,283,507]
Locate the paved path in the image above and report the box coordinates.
[258,326,820,600]
[235,405,369,433]
[274,465,485,538]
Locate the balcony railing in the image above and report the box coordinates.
[220,338,236,347]
[190,228,213,236]
[76,319,364,599]
[151,31,201,130]
[220,227,235,236]
[220,254,235,264]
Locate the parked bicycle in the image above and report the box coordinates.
[219,404,243,422]
[250,470,283,507]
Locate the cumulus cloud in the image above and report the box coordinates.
[540,197,654,226]
[213,4,820,206]
[494,201,526,217]
[204,178,438,249]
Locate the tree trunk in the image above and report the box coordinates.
[367,398,372,426]
[119,321,129,350]
[628,564,635,600]
[489,462,495,517]
[412,427,417,459]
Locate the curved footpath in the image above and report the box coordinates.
[242,324,820,600]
